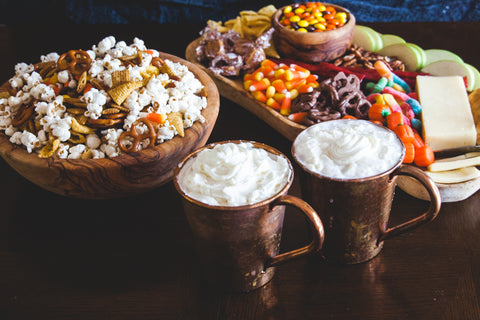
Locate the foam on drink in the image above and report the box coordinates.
[177,142,291,206]
[293,119,404,179]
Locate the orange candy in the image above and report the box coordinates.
[280,2,348,32]
[244,59,319,116]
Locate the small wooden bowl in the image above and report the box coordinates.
[271,3,356,63]
[0,52,219,199]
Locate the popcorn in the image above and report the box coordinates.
[57,70,70,84]
[86,50,95,60]
[23,71,42,90]
[40,52,60,63]
[9,76,23,89]
[133,37,147,51]
[68,144,86,159]
[49,117,72,142]
[90,149,105,159]
[0,111,12,130]
[0,36,207,158]
[10,130,39,153]
[95,36,116,57]
[14,62,33,76]
[122,46,136,57]
[82,88,108,119]
[57,143,69,159]
[7,95,23,109]
[100,143,119,158]
[104,58,123,71]
[30,83,55,102]
[85,133,101,150]
[157,124,176,143]
[89,60,105,78]
[103,128,123,145]
[5,125,17,137]
[37,129,48,145]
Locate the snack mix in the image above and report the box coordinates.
[0,36,207,159]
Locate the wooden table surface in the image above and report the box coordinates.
[1,22,479,320]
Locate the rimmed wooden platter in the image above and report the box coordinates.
[0,51,220,199]
[185,38,480,203]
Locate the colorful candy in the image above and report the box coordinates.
[279,2,348,32]
[374,60,410,93]
[366,60,433,166]
[244,59,319,116]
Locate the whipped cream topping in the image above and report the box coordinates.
[177,142,291,206]
[293,120,404,179]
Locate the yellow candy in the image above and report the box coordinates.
[297,28,308,33]
[392,83,405,92]
[266,85,276,98]
[375,95,386,104]
[289,15,301,23]
[335,12,348,23]
[297,20,309,28]
[294,7,305,15]
[289,89,299,100]
[283,6,292,14]
[253,71,264,81]
[274,69,285,78]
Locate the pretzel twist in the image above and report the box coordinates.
[57,50,92,76]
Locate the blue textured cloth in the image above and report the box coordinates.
[1,0,479,24]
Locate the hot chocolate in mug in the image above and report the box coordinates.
[174,140,325,292]
[292,119,441,264]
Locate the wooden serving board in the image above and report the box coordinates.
[185,38,306,141]
[186,38,480,203]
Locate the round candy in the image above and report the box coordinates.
[280,2,348,32]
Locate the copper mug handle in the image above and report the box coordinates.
[378,164,441,243]
[266,195,325,268]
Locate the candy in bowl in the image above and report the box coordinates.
[271,2,356,63]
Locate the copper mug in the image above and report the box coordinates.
[292,120,441,264]
[173,141,324,292]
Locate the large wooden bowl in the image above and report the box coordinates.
[271,3,356,63]
[0,52,220,199]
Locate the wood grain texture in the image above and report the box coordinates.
[0,52,219,199]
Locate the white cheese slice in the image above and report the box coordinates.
[426,166,480,183]
[428,154,480,172]
[434,152,480,162]
[417,75,477,151]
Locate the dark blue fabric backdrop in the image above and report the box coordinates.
[1,0,479,24]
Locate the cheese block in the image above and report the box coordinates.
[416,75,477,151]
[425,166,480,184]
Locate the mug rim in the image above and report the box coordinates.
[291,119,406,182]
[173,140,294,210]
